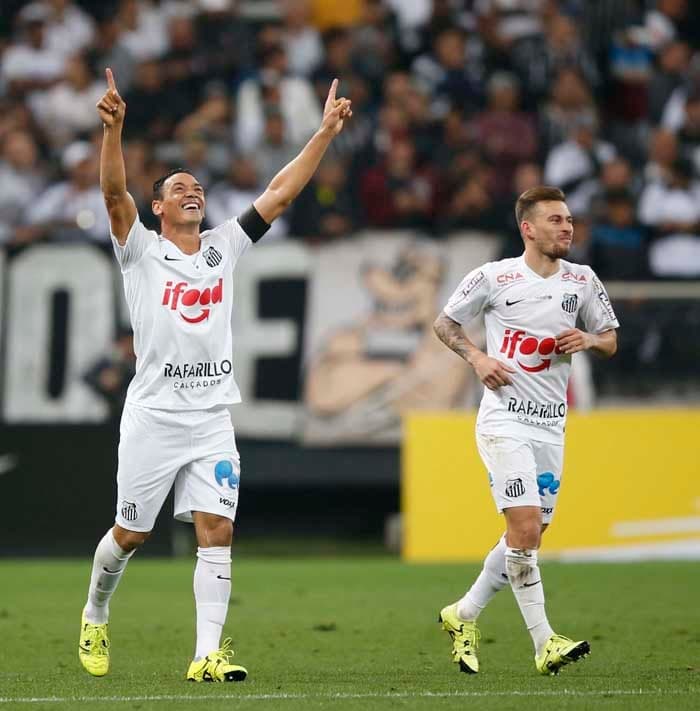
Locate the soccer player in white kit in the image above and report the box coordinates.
[433,186,619,676]
[78,68,352,681]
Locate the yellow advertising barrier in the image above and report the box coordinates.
[401,410,700,562]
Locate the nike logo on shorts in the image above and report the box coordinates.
[505,298,525,306]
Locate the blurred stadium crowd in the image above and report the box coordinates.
[2,0,700,279]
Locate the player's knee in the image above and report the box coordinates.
[113,525,151,552]
[196,515,233,547]
[506,520,541,550]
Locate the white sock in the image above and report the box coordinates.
[84,530,134,624]
[194,546,232,660]
[505,547,553,655]
[457,535,508,621]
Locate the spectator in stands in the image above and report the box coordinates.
[252,108,301,186]
[644,127,679,183]
[206,154,286,239]
[123,59,190,141]
[590,157,639,219]
[29,53,104,148]
[438,174,504,234]
[352,0,400,92]
[645,0,689,49]
[1,3,67,96]
[13,141,109,245]
[311,28,358,105]
[539,68,597,154]
[281,0,324,77]
[412,26,482,117]
[676,88,700,173]
[87,14,137,93]
[115,0,169,61]
[607,25,654,124]
[83,327,136,420]
[511,11,599,106]
[194,0,256,83]
[0,130,46,245]
[43,0,95,56]
[544,114,616,216]
[648,40,691,124]
[290,157,358,242]
[476,0,544,55]
[591,189,648,279]
[360,138,438,230]
[469,71,537,199]
[120,139,156,228]
[639,158,700,277]
[235,42,320,149]
[161,14,203,99]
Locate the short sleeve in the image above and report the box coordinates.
[111,216,157,271]
[579,269,620,333]
[207,218,253,261]
[443,264,491,325]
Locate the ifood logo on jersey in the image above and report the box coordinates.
[162,279,223,324]
[500,329,563,373]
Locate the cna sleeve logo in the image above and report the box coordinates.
[499,329,564,373]
[496,270,525,285]
[161,278,223,323]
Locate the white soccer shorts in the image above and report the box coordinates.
[115,403,241,531]
[475,433,564,524]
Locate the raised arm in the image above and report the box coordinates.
[253,79,352,225]
[434,312,516,391]
[97,68,137,244]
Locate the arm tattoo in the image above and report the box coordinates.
[433,313,474,362]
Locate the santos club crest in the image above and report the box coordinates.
[561,293,578,313]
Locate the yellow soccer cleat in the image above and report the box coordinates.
[78,612,110,677]
[535,633,590,675]
[186,638,248,682]
[438,603,481,674]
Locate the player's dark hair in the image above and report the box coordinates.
[152,168,197,200]
[515,185,566,225]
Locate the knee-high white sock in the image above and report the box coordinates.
[457,534,508,621]
[505,547,553,655]
[84,530,134,624]
[194,546,232,660]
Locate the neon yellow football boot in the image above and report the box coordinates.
[186,638,248,682]
[535,633,590,675]
[438,603,481,674]
[78,612,110,677]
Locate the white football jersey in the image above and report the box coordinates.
[444,256,619,443]
[112,216,252,410]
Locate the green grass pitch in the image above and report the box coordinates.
[0,557,698,710]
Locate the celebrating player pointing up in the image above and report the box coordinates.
[78,68,351,682]
[434,186,619,676]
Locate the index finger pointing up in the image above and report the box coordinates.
[327,78,338,103]
[106,67,117,91]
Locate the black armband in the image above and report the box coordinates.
[237,205,271,242]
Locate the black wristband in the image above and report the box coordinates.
[237,204,270,242]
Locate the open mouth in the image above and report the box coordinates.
[182,201,201,212]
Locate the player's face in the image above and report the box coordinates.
[523,200,573,260]
[153,173,205,226]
